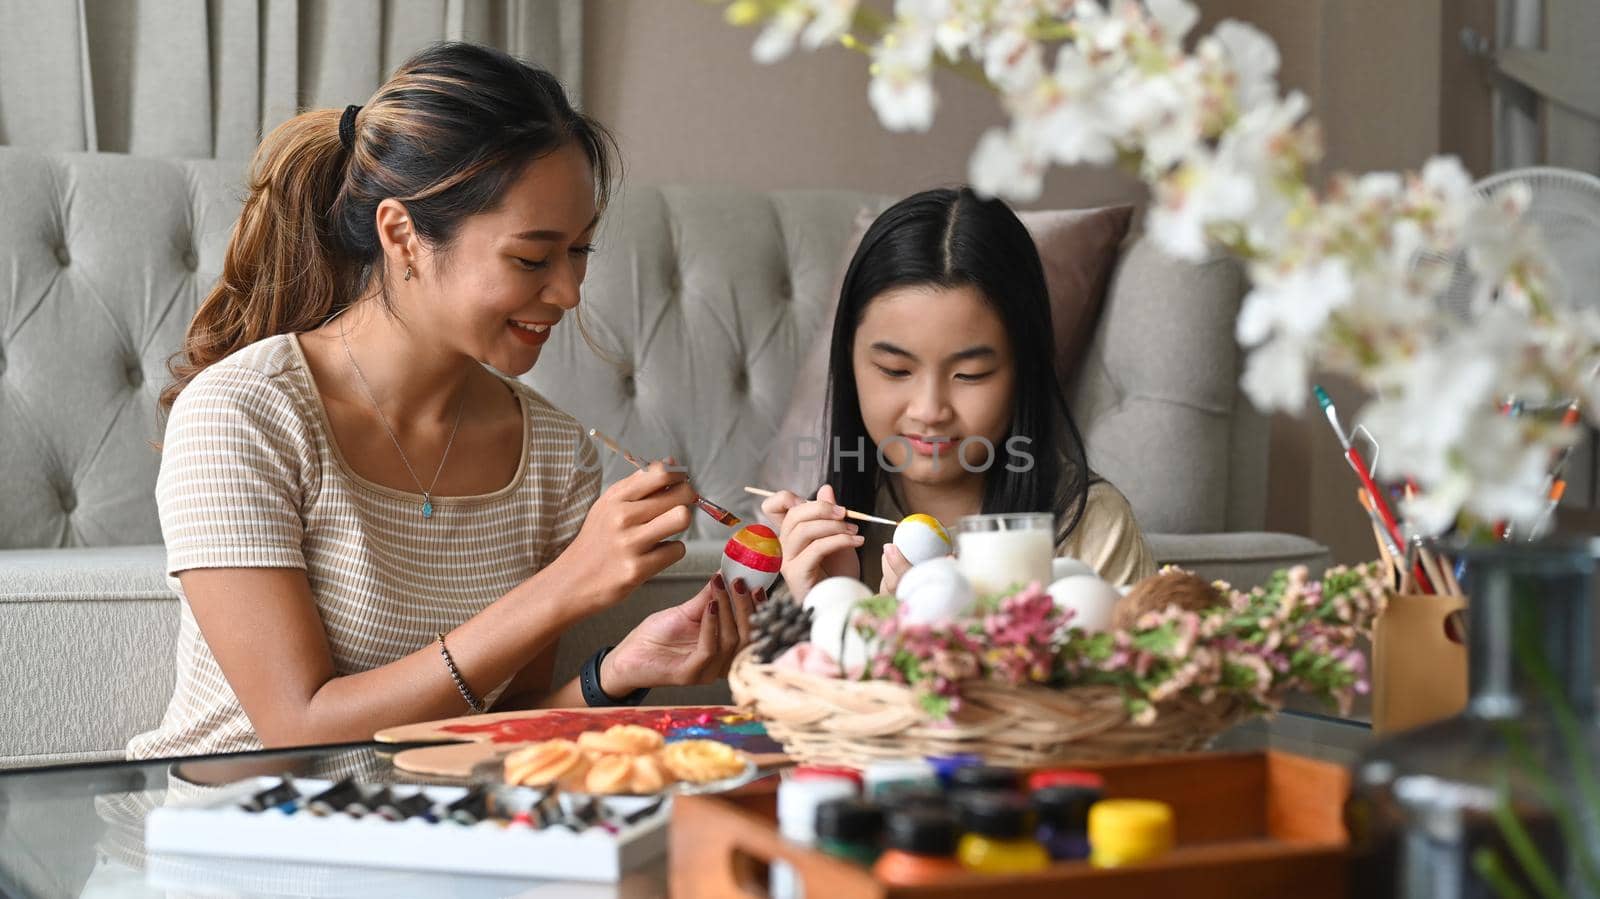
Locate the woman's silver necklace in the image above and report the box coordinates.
[339,321,466,519]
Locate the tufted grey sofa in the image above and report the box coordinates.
[0,148,1327,768]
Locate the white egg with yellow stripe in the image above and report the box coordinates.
[892,513,951,566]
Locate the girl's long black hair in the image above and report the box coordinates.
[823,187,1094,538]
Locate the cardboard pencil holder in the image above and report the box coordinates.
[1371,592,1468,735]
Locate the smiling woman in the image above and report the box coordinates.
[759,188,1156,599]
[130,43,760,761]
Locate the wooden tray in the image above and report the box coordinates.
[671,750,1350,899]
[374,705,790,778]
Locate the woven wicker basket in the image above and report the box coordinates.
[729,647,1251,768]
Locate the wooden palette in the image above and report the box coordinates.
[375,705,789,779]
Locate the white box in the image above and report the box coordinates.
[145,777,669,882]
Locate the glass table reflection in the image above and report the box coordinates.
[0,741,667,899]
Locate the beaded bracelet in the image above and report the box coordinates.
[436,632,486,714]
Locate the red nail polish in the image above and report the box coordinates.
[732,578,747,594]
[712,572,726,590]
[709,601,719,616]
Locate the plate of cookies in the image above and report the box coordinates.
[485,725,759,797]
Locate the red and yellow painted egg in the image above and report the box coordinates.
[720,524,783,593]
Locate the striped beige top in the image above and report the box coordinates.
[127,334,601,760]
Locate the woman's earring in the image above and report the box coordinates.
[403,266,413,282]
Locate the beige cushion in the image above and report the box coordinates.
[758,203,1135,495]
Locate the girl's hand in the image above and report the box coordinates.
[551,461,697,616]
[758,489,803,532]
[601,574,760,691]
[878,543,915,596]
[768,484,863,603]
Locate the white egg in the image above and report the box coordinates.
[892,514,952,566]
[805,577,877,675]
[720,556,780,594]
[1051,556,1097,582]
[1046,575,1121,634]
[896,558,976,625]
[802,576,875,616]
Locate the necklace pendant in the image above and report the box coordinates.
[422,499,434,519]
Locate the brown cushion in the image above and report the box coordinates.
[758,203,1135,495]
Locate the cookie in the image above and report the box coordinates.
[628,752,671,794]
[576,724,665,756]
[659,739,747,784]
[584,754,635,794]
[504,739,588,787]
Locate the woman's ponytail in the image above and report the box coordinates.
[161,108,355,412]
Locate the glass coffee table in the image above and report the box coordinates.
[0,712,1371,898]
[0,741,669,899]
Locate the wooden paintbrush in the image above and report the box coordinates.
[742,486,898,526]
[587,428,743,528]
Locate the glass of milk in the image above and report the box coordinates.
[954,513,1056,597]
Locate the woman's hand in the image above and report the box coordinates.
[600,574,761,692]
[762,484,863,603]
[550,461,697,616]
[878,544,915,595]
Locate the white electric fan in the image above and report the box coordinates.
[1432,166,1600,318]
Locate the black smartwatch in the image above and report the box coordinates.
[581,645,649,707]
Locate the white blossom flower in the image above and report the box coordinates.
[970,127,1044,200]
[1356,304,1568,532]
[933,10,982,60]
[1210,20,1280,112]
[869,74,938,131]
[1210,91,1311,250]
[1418,156,1476,222]
[1240,335,1312,413]
[1107,67,1205,172]
[801,0,861,49]
[1237,256,1353,345]
[752,6,809,63]
[1145,0,1199,45]
[1459,183,1563,315]
[1013,46,1120,167]
[1147,151,1257,260]
[868,23,939,131]
[983,27,1047,93]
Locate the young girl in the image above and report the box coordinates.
[128,44,758,759]
[763,188,1156,601]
